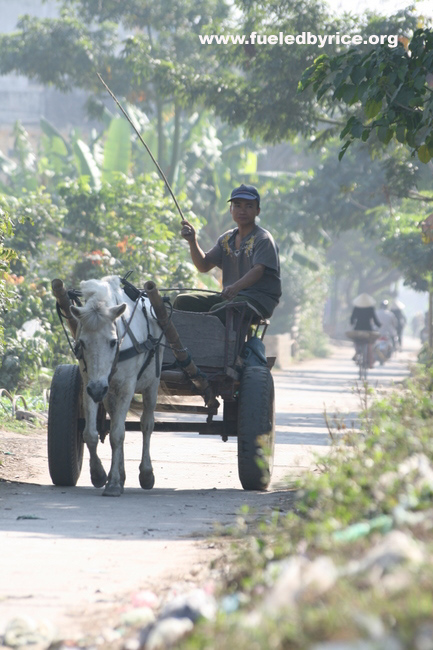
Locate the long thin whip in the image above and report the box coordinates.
[97,72,185,222]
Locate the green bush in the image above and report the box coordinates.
[1,175,202,390]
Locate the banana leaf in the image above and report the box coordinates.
[74,140,101,189]
[0,150,17,175]
[101,117,131,182]
[40,117,71,156]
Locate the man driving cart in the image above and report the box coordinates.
[173,184,281,323]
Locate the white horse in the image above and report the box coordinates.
[70,275,164,496]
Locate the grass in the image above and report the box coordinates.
[0,389,48,438]
[178,361,433,649]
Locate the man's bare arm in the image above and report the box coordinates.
[222,264,265,300]
[180,219,215,272]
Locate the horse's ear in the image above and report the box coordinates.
[70,305,82,321]
[109,303,127,321]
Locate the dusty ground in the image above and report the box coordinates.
[0,341,419,641]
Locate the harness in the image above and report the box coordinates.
[56,281,167,382]
[117,295,165,380]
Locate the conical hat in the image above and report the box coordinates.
[391,299,405,310]
[353,293,375,308]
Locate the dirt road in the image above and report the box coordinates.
[0,341,418,639]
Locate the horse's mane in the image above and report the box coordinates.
[78,276,122,331]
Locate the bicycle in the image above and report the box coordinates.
[354,340,369,380]
[346,330,380,381]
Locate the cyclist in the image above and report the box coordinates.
[350,293,381,368]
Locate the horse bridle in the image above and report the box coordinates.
[74,296,140,382]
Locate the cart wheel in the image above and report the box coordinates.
[237,366,275,490]
[48,364,84,486]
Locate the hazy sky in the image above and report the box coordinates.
[328,0,433,18]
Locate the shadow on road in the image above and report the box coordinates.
[0,480,293,541]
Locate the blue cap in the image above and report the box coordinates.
[228,184,260,206]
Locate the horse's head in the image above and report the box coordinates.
[71,301,127,403]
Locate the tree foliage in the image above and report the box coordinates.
[0,207,16,355]
[377,196,433,292]
[300,28,433,162]
[0,173,202,390]
[1,0,429,378]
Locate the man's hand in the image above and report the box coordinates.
[221,284,239,301]
[180,220,214,273]
[180,220,196,242]
[221,265,266,301]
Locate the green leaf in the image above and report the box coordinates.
[351,121,364,138]
[340,117,354,139]
[73,140,101,189]
[396,125,406,144]
[356,81,369,100]
[40,118,71,156]
[239,151,257,174]
[317,82,332,100]
[350,66,365,84]
[394,86,416,108]
[406,131,417,148]
[414,76,426,91]
[0,150,17,175]
[377,126,394,145]
[418,144,432,163]
[365,98,382,119]
[338,140,351,161]
[340,84,358,104]
[102,117,131,182]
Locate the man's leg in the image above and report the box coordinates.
[209,296,268,325]
[173,293,223,312]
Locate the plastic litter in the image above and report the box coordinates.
[332,515,393,543]
[159,588,217,623]
[142,617,193,650]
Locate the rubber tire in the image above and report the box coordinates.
[48,364,84,486]
[237,366,275,491]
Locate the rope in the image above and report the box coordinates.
[56,302,78,359]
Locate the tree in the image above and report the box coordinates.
[2,0,423,353]
[299,28,433,163]
[378,197,433,293]
[0,172,204,390]
[0,0,229,184]
[174,3,416,141]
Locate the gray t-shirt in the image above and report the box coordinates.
[206,225,281,317]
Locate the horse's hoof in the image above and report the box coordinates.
[102,484,123,497]
[139,471,155,490]
[91,468,107,489]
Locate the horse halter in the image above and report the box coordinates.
[74,323,121,386]
[73,297,140,386]
[73,325,88,374]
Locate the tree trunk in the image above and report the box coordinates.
[156,99,165,170]
[429,289,433,348]
[167,101,181,188]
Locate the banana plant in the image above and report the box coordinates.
[0,107,140,193]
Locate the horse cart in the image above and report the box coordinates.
[48,277,276,493]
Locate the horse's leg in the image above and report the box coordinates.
[103,385,134,497]
[139,381,159,490]
[82,392,107,488]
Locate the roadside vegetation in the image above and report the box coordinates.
[178,360,433,648]
[1,4,433,647]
